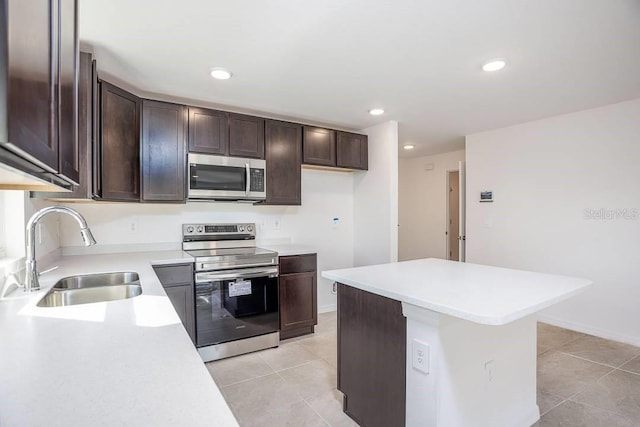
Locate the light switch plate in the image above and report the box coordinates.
[412,339,429,374]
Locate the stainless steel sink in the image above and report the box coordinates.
[37,272,142,307]
[52,272,139,290]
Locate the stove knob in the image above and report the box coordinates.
[238,225,245,232]
[196,226,203,233]
[186,226,194,233]
[247,225,254,232]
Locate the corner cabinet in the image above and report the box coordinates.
[95,81,141,201]
[279,254,317,340]
[1,0,79,189]
[153,263,196,344]
[141,100,187,202]
[264,120,302,206]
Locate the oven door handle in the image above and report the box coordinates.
[196,266,278,283]
[245,163,250,196]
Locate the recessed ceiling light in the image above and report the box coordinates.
[210,68,232,80]
[368,108,385,116]
[482,59,506,72]
[403,144,415,150]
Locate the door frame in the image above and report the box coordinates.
[445,168,459,261]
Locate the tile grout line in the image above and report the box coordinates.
[301,398,332,427]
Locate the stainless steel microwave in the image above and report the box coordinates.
[188,153,266,201]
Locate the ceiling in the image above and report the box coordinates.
[79,0,640,158]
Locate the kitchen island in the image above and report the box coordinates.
[322,258,592,427]
[0,251,238,427]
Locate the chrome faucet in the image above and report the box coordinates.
[24,206,97,292]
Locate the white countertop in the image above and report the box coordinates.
[260,244,317,257]
[0,251,239,427]
[322,258,592,325]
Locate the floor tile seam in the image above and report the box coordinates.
[272,357,324,373]
[301,397,332,427]
[565,395,636,422]
[616,366,640,377]
[554,350,623,370]
[217,370,280,388]
[540,397,567,416]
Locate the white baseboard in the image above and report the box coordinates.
[537,313,640,347]
[318,304,336,314]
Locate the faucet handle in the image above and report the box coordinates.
[38,266,59,276]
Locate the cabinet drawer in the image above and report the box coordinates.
[153,264,194,286]
[279,254,317,274]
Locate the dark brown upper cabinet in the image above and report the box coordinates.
[96,81,141,202]
[302,126,336,167]
[31,52,95,200]
[1,0,79,189]
[337,131,368,170]
[228,113,265,159]
[264,120,301,206]
[141,100,187,203]
[187,107,228,155]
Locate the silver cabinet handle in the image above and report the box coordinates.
[196,266,278,283]
[245,163,250,196]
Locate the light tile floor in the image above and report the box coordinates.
[206,314,640,427]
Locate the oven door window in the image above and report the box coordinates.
[195,276,278,347]
[190,164,246,192]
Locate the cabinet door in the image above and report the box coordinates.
[57,0,79,184]
[98,81,140,201]
[141,100,186,202]
[337,131,368,170]
[280,272,317,331]
[188,107,228,155]
[264,120,301,205]
[164,284,196,344]
[6,0,58,171]
[228,113,264,159]
[302,126,336,166]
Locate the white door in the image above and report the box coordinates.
[458,161,466,262]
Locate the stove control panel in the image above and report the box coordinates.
[182,223,256,237]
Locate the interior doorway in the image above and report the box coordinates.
[447,170,460,261]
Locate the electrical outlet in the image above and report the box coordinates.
[412,339,429,374]
[130,221,138,233]
[273,218,281,230]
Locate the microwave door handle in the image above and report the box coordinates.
[245,163,250,196]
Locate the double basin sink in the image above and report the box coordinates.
[37,271,142,307]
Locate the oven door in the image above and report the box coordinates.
[195,266,278,347]
[188,153,266,200]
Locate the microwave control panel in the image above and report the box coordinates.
[250,168,265,192]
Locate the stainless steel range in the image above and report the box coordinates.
[182,223,279,361]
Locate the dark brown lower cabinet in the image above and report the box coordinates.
[279,254,317,339]
[153,263,195,343]
[337,284,406,427]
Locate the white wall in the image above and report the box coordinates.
[466,98,640,345]
[353,121,399,266]
[58,169,354,312]
[398,150,465,261]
